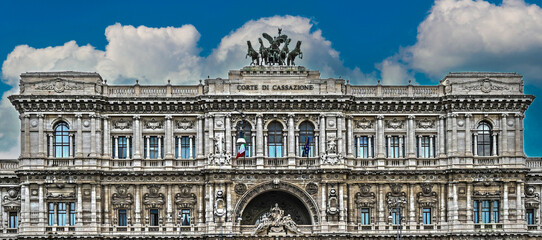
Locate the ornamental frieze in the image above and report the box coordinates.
[34,78,84,93]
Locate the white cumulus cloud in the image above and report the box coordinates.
[0,16,369,158]
[380,0,542,84]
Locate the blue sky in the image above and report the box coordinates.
[1,0,542,157]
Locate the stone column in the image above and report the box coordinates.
[452,113,458,155]
[48,133,53,157]
[429,135,434,158]
[503,183,509,221]
[501,113,508,155]
[337,114,343,156]
[440,184,446,223]
[282,133,288,157]
[197,116,204,158]
[133,116,141,159]
[90,114,97,157]
[516,113,525,156]
[135,185,141,225]
[355,135,360,158]
[339,184,345,223]
[24,114,30,157]
[409,184,415,224]
[158,136,162,159]
[256,114,264,157]
[473,133,478,156]
[446,114,452,156]
[376,115,385,158]
[517,183,523,221]
[319,114,326,156]
[103,185,110,225]
[225,114,232,155]
[38,114,44,157]
[492,133,498,156]
[264,133,268,156]
[453,184,459,223]
[295,133,299,156]
[418,135,422,158]
[165,115,173,159]
[368,135,373,158]
[126,136,131,159]
[378,184,385,225]
[466,184,472,223]
[407,115,415,157]
[146,136,150,159]
[91,185,97,224]
[438,115,446,157]
[38,184,44,225]
[465,114,472,156]
[288,114,295,157]
[167,185,172,223]
[208,114,214,155]
[189,136,194,159]
[103,117,110,158]
[399,136,403,158]
[347,116,353,157]
[114,136,119,159]
[77,185,83,224]
[314,133,319,157]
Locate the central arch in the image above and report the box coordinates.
[233,180,320,225]
[241,191,311,225]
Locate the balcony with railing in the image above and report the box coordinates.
[350,85,443,98]
[106,85,200,98]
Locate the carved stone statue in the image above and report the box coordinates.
[252,203,301,236]
[246,28,302,66]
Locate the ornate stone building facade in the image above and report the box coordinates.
[0,65,539,239]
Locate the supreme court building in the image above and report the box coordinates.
[0,64,541,240]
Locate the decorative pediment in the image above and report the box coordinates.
[113,118,132,130]
[525,185,540,209]
[417,183,438,208]
[34,78,84,93]
[143,184,165,209]
[385,118,404,129]
[112,185,133,210]
[416,118,434,129]
[356,118,374,130]
[355,184,376,208]
[2,188,21,212]
[175,184,197,209]
[176,118,195,130]
[144,118,163,130]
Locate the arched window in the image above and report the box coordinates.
[298,121,315,157]
[53,122,70,158]
[476,121,492,156]
[236,121,253,157]
[267,122,283,158]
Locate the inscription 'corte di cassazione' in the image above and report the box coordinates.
[237,84,314,91]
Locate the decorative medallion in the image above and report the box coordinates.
[113,118,132,130]
[235,183,248,195]
[83,120,90,127]
[144,118,163,129]
[417,118,434,129]
[356,118,373,130]
[385,118,404,129]
[30,119,38,127]
[176,118,194,130]
[305,182,318,195]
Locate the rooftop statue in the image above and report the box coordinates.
[246,28,302,66]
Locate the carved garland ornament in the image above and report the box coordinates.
[112,185,133,210]
[113,118,132,130]
[356,118,374,130]
[385,118,404,129]
[35,78,84,93]
[144,118,163,130]
[417,183,438,208]
[143,184,165,209]
[175,184,197,209]
[176,118,195,130]
[525,185,540,209]
[2,188,21,212]
[416,118,434,129]
[355,184,376,208]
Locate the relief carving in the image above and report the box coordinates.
[143,184,165,209]
[176,118,195,130]
[175,184,197,209]
[113,118,132,130]
[2,188,21,212]
[355,184,376,208]
[385,118,404,129]
[144,118,163,130]
[416,118,434,129]
[112,185,133,209]
[35,79,84,93]
[525,185,540,209]
[417,183,438,208]
[356,118,374,130]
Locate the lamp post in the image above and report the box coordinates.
[387,198,407,240]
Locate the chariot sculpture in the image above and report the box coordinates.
[246,28,303,66]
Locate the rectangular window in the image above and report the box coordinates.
[118,136,128,159]
[58,202,67,226]
[181,209,191,226]
[118,209,127,226]
[527,209,535,225]
[493,200,499,223]
[388,136,402,158]
[150,209,159,226]
[420,136,430,158]
[473,200,479,223]
[69,202,76,226]
[423,208,432,225]
[48,202,55,226]
[9,212,17,228]
[391,208,401,225]
[181,136,190,159]
[149,137,159,159]
[358,136,369,158]
[361,208,370,225]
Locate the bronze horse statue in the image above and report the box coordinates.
[279,38,291,65]
[258,38,269,65]
[287,41,303,66]
[246,41,259,66]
